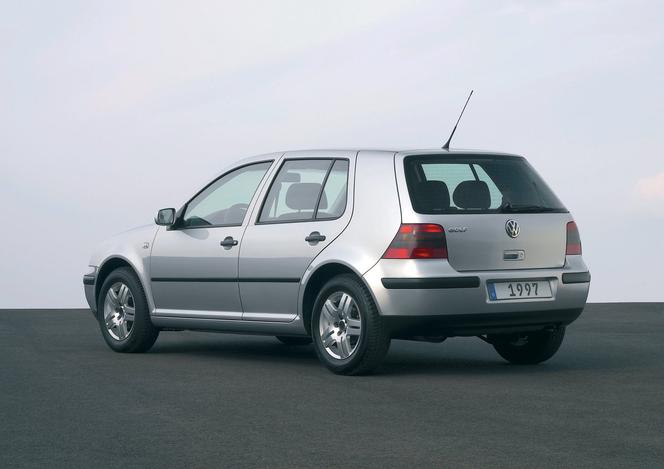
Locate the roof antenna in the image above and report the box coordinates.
[442,90,474,150]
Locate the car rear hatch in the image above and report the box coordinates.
[401,153,569,271]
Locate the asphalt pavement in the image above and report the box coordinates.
[1,303,663,468]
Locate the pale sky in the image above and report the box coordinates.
[1,0,663,307]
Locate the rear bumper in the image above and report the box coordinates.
[385,309,582,338]
[363,255,590,321]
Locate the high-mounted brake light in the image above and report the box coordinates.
[566,221,582,255]
[383,224,448,259]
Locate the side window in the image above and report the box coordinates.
[258,159,349,223]
[183,161,272,227]
[317,160,349,219]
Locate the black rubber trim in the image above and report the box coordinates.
[562,272,591,284]
[240,278,301,283]
[381,277,480,289]
[83,275,96,286]
[151,277,300,283]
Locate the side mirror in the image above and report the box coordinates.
[155,208,176,226]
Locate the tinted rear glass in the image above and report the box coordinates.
[404,155,567,214]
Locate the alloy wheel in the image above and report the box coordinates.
[318,291,362,360]
[102,282,135,341]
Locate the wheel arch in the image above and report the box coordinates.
[95,256,148,310]
[300,261,377,334]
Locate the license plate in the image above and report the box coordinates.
[487,280,552,300]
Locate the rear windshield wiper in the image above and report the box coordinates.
[499,202,559,213]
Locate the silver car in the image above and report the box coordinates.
[84,149,590,374]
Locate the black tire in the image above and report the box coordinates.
[276,336,313,346]
[491,327,565,365]
[97,267,159,353]
[311,274,390,375]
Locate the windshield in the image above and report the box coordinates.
[404,155,567,214]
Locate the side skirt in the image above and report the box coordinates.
[150,314,308,336]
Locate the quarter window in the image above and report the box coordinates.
[259,159,349,223]
[183,161,272,227]
[317,160,349,219]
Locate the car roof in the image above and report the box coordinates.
[228,148,523,170]
[281,148,523,158]
[395,149,522,158]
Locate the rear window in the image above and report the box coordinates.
[404,155,567,214]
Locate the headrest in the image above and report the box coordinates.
[285,183,327,211]
[413,180,450,212]
[453,180,490,209]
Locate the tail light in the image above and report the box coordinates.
[566,221,582,255]
[383,224,447,259]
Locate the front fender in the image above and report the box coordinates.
[88,225,160,313]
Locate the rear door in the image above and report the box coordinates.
[239,151,354,321]
[398,154,570,271]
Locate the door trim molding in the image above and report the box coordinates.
[152,309,296,323]
[153,308,243,320]
[151,277,301,283]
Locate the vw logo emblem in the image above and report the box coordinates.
[505,219,520,238]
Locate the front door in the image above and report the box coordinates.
[150,160,273,318]
[239,152,354,322]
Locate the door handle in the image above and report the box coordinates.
[220,236,238,247]
[305,231,326,243]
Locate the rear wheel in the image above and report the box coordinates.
[276,336,312,346]
[97,267,159,353]
[491,327,565,365]
[311,274,390,375]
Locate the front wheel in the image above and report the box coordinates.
[311,274,390,375]
[97,267,159,353]
[491,327,565,365]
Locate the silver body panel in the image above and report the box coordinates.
[85,148,590,337]
[86,224,160,312]
[150,225,245,313]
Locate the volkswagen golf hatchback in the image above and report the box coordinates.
[84,149,590,374]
